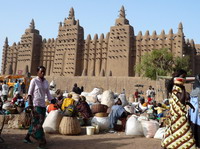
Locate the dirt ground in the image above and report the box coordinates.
[1,125,162,149]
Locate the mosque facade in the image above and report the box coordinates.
[1,6,199,77]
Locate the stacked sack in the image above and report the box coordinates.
[43,110,63,133]
[125,115,160,138]
[91,103,110,131]
[86,88,103,103]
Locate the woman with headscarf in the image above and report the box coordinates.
[76,96,93,125]
[190,74,200,148]
[161,69,196,149]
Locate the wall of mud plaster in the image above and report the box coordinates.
[44,76,193,102]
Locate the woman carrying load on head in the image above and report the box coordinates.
[189,74,200,148]
[161,69,196,149]
[23,66,54,149]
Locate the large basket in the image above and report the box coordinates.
[8,108,17,114]
[59,117,81,135]
[95,112,108,117]
[16,107,24,114]
[91,104,108,114]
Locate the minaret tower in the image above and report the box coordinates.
[1,37,9,75]
[107,6,135,76]
[16,19,42,75]
[53,7,84,76]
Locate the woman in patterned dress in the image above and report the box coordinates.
[162,69,196,149]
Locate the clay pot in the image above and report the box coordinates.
[91,104,108,114]
[59,117,81,135]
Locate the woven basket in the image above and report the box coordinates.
[17,107,24,114]
[59,117,81,135]
[91,104,108,114]
[95,112,108,117]
[8,108,17,114]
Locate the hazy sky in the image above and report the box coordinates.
[0,0,200,67]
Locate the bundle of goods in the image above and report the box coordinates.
[62,105,77,117]
[125,115,143,136]
[88,88,103,97]
[91,103,108,114]
[140,120,159,138]
[7,114,26,129]
[118,93,128,107]
[124,105,135,114]
[101,90,114,108]
[2,102,12,111]
[59,117,81,135]
[91,116,110,131]
[128,94,134,103]
[81,92,89,97]
[154,127,166,139]
[71,93,80,102]
[43,110,63,133]
[86,96,98,103]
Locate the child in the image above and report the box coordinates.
[47,99,58,113]
[154,103,165,118]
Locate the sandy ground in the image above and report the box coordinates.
[0,125,162,149]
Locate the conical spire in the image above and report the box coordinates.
[178,22,183,30]
[138,31,142,36]
[190,39,195,48]
[29,19,35,29]
[86,34,91,42]
[4,37,8,45]
[145,30,150,36]
[119,6,126,18]
[178,22,183,33]
[152,30,157,36]
[161,29,165,35]
[152,30,157,39]
[68,7,75,19]
[100,33,104,42]
[59,22,62,28]
[169,28,173,34]
[93,34,98,41]
[43,38,47,43]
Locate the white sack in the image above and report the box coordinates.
[124,105,135,114]
[97,94,102,102]
[43,110,63,133]
[101,90,114,108]
[138,116,149,122]
[141,120,159,138]
[71,93,80,102]
[50,80,56,88]
[86,95,98,103]
[2,102,12,110]
[81,92,89,97]
[154,127,166,139]
[91,116,110,130]
[88,88,102,96]
[118,93,128,107]
[125,115,143,136]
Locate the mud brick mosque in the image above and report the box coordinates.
[1,6,200,77]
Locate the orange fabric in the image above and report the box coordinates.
[142,102,148,107]
[47,104,58,113]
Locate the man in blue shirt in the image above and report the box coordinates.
[109,98,127,133]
